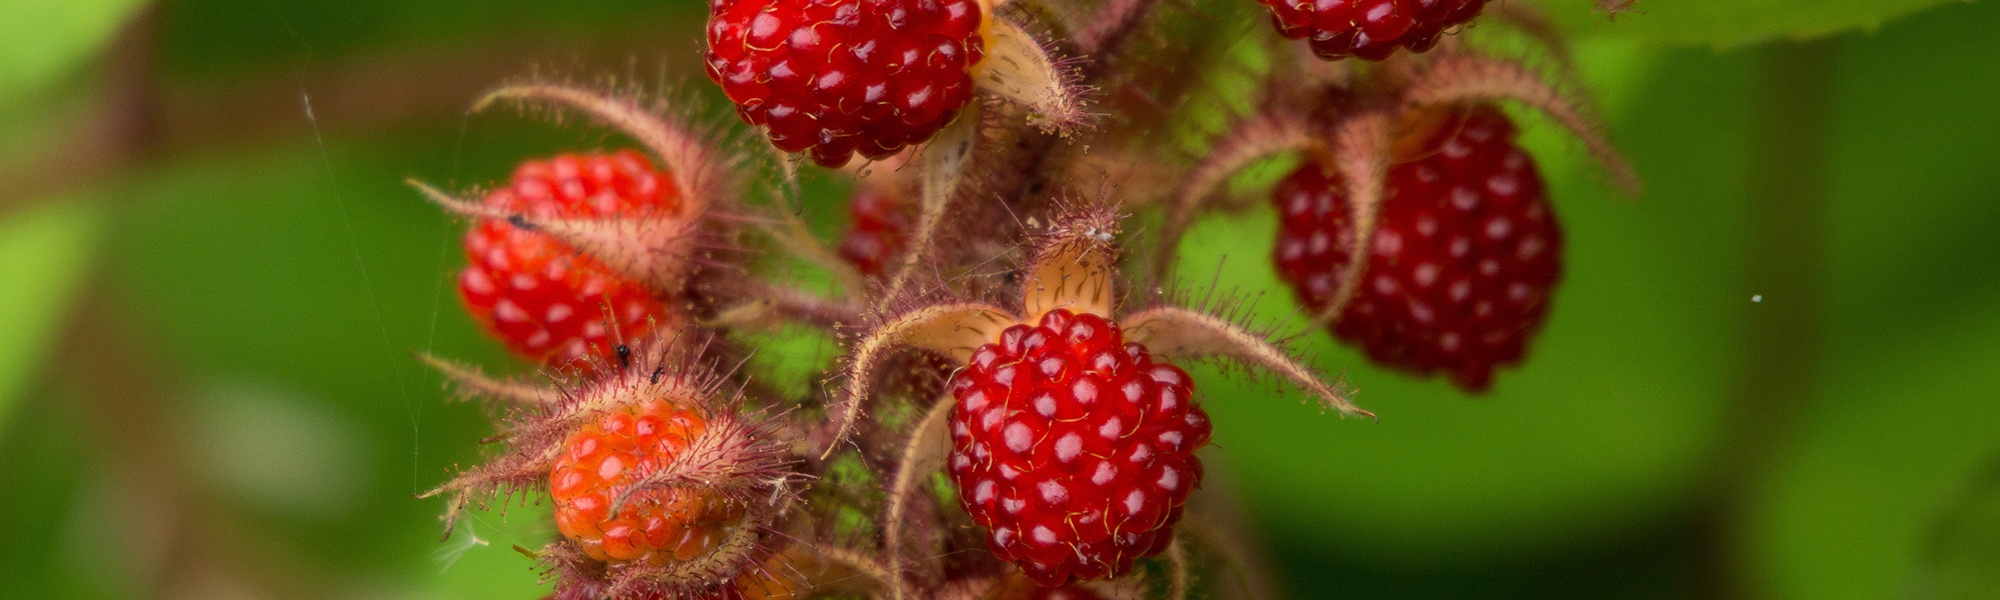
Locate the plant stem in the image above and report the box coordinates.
[1694,37,1839,600]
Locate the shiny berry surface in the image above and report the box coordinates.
[549,398,745,567]
[1256,0,1488,61]
[1274,105,1560,392]
[837,185,910,277]
[459,150,679,368]
[704,0,986,167]
[946,309,1213,586]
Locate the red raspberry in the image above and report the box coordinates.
[549,398,748,567]
[704,0,986,167]
[836,185,911,277]
[1255,0,1489,61]
[946,309,1213,586]
[458,150,680,368]
[1273,105,1560,392]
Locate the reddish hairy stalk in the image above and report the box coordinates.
[1401,53,1641,196]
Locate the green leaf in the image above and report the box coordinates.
[0,201,107,441]
[0,0,147,109]
[1741,3,2000,598]
[1538,0,1963,47]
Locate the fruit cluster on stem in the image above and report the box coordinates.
[411,0,1636,598]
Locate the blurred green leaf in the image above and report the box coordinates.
[1539,0,1957,47]
[160,0,703,79]
[1744,309,2000,600]
[0,0,145,109]
[102,127,556,588]
[1741,3,2000,598]
[0,200,107,440]
[1912,461,2000,599]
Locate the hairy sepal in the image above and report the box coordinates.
[883,103,982,303]
[1156,111,1318,280]
[473,82,735,215]
[824,303,1015,459]
[409,178,704,297]
[1024,204,1122,321]
[978,18,1088,132]
[883,395,955,599]
[1121,306,1370,419]
[607,406,797,518]
[1315,110,1394,325]
[417,353,560,406]
[1402,53,1641,196]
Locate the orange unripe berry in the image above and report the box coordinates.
[550,398,746,567]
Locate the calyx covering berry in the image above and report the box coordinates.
[704,0,988,167]
[458,150,681,367]
[551,398,746,566]
[1256,0,1489,61]
[947,309,1212,586]
[423,341,790,600]
[1274,105,1560,391]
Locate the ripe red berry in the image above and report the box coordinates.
[550,398,748,567]
[946,309,1213,586]
[704,0,987,167]
[837,185,912,277]
[1273,105,1560,392]
[1255,0,1489,61]
[458,150,680,368]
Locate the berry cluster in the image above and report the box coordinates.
[705,0,987,166]
[948,309,1212,586]
[1257,0,1490,61]
[1273,106,1559,391]
[419,0,1629,596]
[457,150,678,368]
[550,398,746,566]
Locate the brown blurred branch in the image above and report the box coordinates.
[62,288,318,600]
[0,4,161,214]
[1,7,705,213]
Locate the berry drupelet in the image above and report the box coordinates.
[947,309,1212,586]
[458,150,681,368]
[550,398,747,566]
[705,0,988,167]
[1256,0,1489,61]
[1274,105,1560,392]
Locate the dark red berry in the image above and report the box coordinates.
[459,150,680,367]
[704,0,986,167]
[946,309,1212,586]
[837,185,912,277]
[1255,0,1489,61]
[1273,105,1560,392]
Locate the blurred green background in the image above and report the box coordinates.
[2,0,1996,598]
